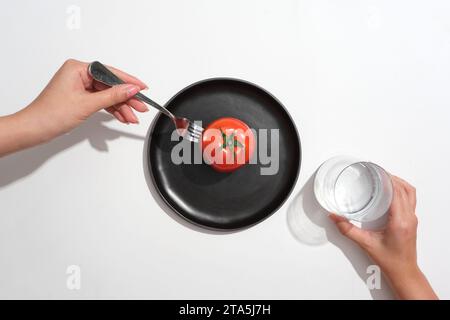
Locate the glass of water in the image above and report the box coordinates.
[314,156,393,222]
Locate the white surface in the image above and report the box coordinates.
[0,0,449,299]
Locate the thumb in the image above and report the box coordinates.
[329,214,371,248]
[88,84,140,111]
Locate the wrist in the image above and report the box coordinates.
[383,263,437,300]
[0,113,30,156]
[7,106,54,152]
[383,262,421,284]
[15,104,56,145]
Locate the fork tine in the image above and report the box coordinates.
[176,118,203,143]
[186,130,201,142]
[188,127,202,135]
[190,125,203,132]
[188,123,203,133]
[185,136,199,143]
[186,130,201,141]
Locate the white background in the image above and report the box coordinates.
[0,0,449,299]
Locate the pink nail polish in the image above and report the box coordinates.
[126,85,140,97]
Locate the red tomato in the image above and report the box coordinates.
[201,117,255,172]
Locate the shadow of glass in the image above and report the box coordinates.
[0,113,145,189]
[287,173,395,300]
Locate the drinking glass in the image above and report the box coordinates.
[314,156,393,222]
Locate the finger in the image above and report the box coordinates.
[106,65,148,89]
[399,179,416,210]
[89,84,140,112]
[93,80,141,93]
[61,59,93,89]
[94,81,147,113]
[391,176,409,201]
[128,98,149,113]
[115,104,139,124]
[398,178,417,210]
[391,175,406,188]
[114,104,131,123]
[391,175,416,213]
[389,180,410,221]
[93,81,110,91]
[328,214,372,249]
[409,187,417,210]
[113,109,128,124]
[394,176,413,192]
[105,107,127,124]
[94,81,141,96]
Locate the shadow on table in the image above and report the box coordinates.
[0,113,145,189]
[287,173,394,300]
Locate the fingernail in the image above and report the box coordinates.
[125,85,140,97]
[144,106,149,112]
[132,114,139,124]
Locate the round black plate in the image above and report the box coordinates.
[148,78,301,230]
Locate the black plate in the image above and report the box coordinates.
[148,78,301,230]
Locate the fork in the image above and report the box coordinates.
[88,61,204,143]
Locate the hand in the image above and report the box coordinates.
[329,175,438,299]
[0,59,149,156]
[23,59,148,137]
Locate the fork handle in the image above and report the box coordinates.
[88,61,174,119]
